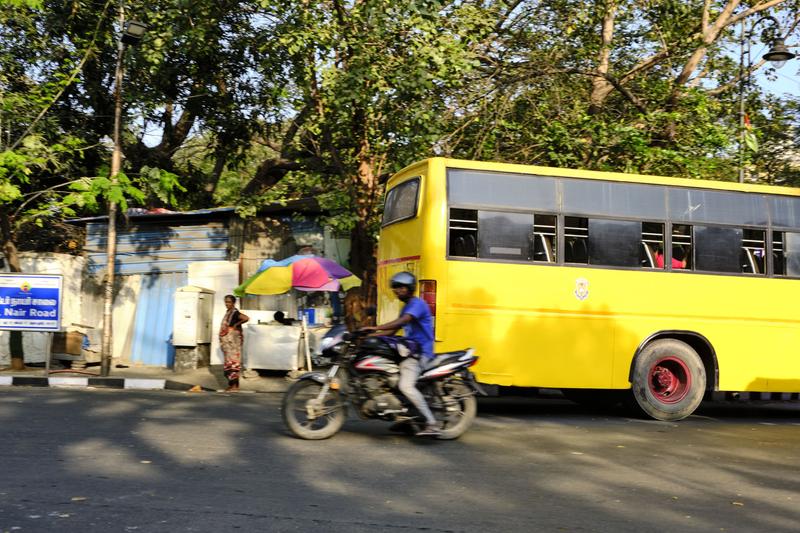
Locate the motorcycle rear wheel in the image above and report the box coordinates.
[436,381,477,440]
[282,380,346,440]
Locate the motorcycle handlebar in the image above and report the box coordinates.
[343,330,370,341]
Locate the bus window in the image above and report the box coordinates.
[564,217,588,263]
[449,208,478,257]
[587,219,641,267]
[532,214,557,262]
[774,231,800,277]
[773,232,785,275]
[695,226,742,273]
[382,178,420,226]
[741,229,765,274]
[641,222,665,269]
[478,211,534,261]
[784,232,800,276]
[671,224,693,269]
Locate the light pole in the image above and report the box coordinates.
[738,16,796,183]
[100,12,147,377]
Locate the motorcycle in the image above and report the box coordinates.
[282,330,484,440]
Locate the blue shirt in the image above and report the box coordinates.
[400,296,434,358]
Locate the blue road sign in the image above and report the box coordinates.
[0,274,63,332]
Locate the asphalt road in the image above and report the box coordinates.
[0,388,799,533]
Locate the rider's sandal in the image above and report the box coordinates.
[415,424,442,437]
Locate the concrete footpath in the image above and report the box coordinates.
[0,363,294,393]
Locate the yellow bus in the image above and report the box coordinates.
[376,157,800,421]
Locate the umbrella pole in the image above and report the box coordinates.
[302,314,313,372]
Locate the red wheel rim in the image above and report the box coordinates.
[647,356,691,404]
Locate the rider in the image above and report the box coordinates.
[361,271,439,436]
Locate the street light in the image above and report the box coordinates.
[738,15,796,183]
[762,37,795,68]
[100,14,147,377]
[122,20,148,45]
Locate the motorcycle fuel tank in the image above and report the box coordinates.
[353,355,399,373]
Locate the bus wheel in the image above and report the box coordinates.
[631,339,706,421]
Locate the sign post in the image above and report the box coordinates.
[0,274,63,375]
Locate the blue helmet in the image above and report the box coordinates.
[390,271,416,291]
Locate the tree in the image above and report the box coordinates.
[0,0,180,368]
[441,0,800,181]
[232,0,496,321]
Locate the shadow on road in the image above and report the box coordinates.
[1,388,799,532]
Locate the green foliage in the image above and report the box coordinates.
[137,166,187,206]
[442,0,800,186]
[2,0,800,265]
[1,0,42,7]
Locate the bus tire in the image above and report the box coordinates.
[631,339,706,421]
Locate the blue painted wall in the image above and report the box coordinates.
[129,272,187,366]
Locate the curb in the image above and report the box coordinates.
[0,376,216,392]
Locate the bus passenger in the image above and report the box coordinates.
[655,247,687,269]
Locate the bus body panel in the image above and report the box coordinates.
[379,158,800,393]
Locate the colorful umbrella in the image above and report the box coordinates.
[234,254,361,296]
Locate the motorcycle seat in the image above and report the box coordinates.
[426,349,474,368]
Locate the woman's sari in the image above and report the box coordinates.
[219,308,243,385]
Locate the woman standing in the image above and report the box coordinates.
[219,294,249,392]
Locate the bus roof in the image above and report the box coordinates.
[387,157,800,198]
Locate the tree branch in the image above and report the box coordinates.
[568,69,648,114]
[241,156,334,195]
[726,0,790,28]
[10,0,113,150]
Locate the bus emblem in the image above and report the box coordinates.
[574,278,589,301]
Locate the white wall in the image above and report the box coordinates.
[188,261,240,365]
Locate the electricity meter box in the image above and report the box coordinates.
[172,286,215,372]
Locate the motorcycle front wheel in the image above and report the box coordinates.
[282,380,346,440]
[435,381,477,440]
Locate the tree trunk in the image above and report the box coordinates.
[0,211,25,370]
[588,1,618,115]
[343,141,380,331]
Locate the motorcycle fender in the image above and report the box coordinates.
[294,371,329,385]
[462,370,488,396]
[294,371,345,392]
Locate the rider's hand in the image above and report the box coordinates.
[359,326,377,333]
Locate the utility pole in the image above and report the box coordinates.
[100,3,147,376]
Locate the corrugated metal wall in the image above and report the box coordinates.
[84,220,228,365]
[129,272,187,366]
[85,222,230,275]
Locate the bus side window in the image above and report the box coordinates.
[672,224,693,270]
[694,225,742,273]
[773,232,785,275]
[774,231,800,277]
[449,208,478,258]
[564,216,588,264]
[741,229,765,275]
[641,222,664,269]
[532,214,557,262]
